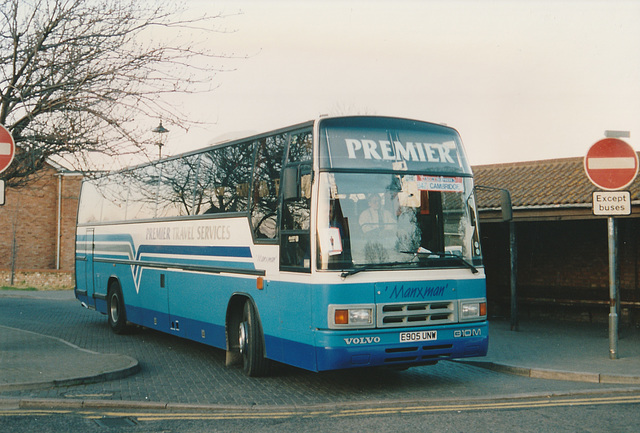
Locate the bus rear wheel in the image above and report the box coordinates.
[238,300,269,377]
[107,281,128,334]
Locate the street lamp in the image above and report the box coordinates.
[152,121,169,159]
[604,130,630,139]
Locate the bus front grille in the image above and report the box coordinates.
[376,301,457,328]
[383,344,454,363]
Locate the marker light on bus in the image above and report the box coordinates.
[329,305,375,329]
[334,309,349,325]
[459,300,487,322]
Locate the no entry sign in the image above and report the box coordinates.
[584,138,638,191]
[0,124,15,175]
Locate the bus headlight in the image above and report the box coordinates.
[459,299,487,322]
[329,305,375,329]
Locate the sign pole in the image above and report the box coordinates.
[585,132,635,361]
[607,216,618,359]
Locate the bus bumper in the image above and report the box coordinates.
[314,321,488,371]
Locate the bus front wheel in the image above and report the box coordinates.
[107,281,128,334]
[238,301,269,377]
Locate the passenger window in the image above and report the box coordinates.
[195,142,254,215]
[77,180,104,224]
[125,165,160,220]
[251,134,286,240]
[99,173,128,222]
[287,131,313,163]
[156,155,201,218]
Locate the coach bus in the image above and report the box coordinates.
[75,115,488,376]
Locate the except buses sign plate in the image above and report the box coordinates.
[592,191,631,216]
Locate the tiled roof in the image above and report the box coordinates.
[472,155,640,210]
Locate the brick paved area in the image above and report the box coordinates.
[0,293,629,406]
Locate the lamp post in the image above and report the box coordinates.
[152,121,169,159]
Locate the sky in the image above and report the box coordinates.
[158,0,640,166]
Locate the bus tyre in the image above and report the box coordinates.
[107,282,128,334]
[238,301,269,377]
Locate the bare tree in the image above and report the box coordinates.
[0,0,237,186]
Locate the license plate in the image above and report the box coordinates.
[399,331,437,342]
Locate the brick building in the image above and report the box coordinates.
[474,156,640,323]
[0,162,82,287]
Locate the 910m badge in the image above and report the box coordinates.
[454,328,482,338]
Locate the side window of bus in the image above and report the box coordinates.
[125,165,160,220]
[251,134,287,240]
[77,180,104,224]
[287,131,313,163]
[195,141,254,215]
[156,155,200,218]
[100,173,129,222]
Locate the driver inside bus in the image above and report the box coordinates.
[359,194,395,234]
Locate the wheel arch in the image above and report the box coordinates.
[106,276,129,334]
[107,275,122,292]
[225,293,268,358]
[106,276,125,309]
[226,294,257,351]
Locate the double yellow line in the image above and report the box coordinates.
[2,394,639,422]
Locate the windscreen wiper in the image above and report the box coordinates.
[409,249,479,274]
[340,261,414,279]
[340,266,368,278]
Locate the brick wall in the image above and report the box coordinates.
[0,269,74,289]
[481,218,640,320]
[0,166,82,272]
[59,174,82,270]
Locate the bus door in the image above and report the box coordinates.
[275,163,314,368]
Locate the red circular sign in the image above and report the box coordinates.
[0,124,15,175]
[584,138,638,191]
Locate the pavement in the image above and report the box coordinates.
[1,290,639,409]
[0,290,140,394]
[0,325,139,392]
[462,318,640,385]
